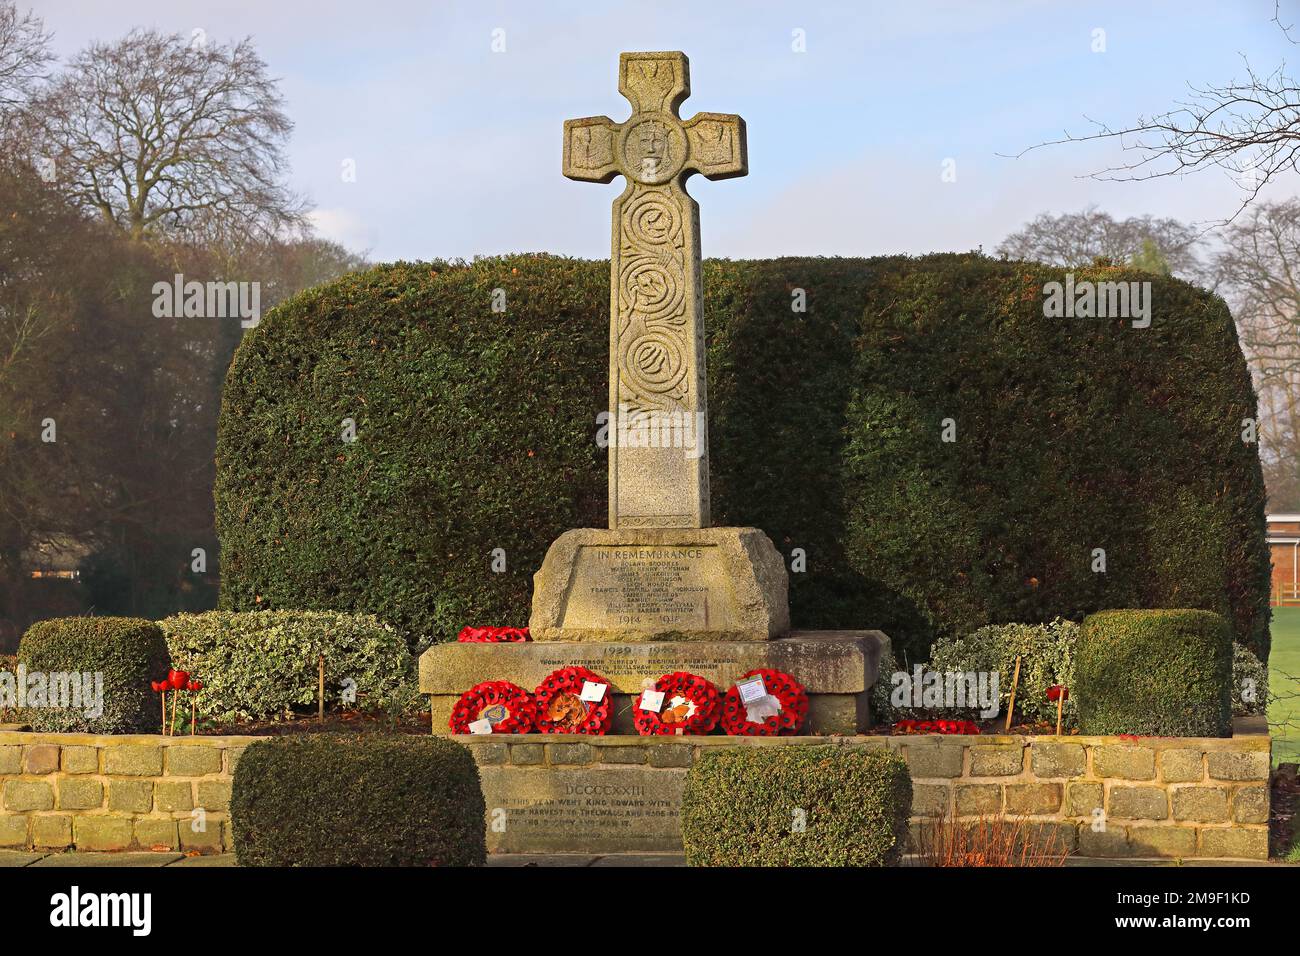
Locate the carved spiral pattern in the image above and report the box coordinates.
[619,254,684,324]
[625,192,681,246]
[616,185,688,411]
[622,331,686,396]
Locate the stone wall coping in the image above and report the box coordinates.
[0,732,265,746]
[0,729,1269,748]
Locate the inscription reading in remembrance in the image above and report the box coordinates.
[559,544,737,631]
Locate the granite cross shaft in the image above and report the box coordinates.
[563,51,747,530]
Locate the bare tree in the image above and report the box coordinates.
[0,2,49,108]
[26,28,305,241]
[996,206,1206,281]
[0,1,51,139]
[1013,10,1300,220]
[1213,199,1300,508]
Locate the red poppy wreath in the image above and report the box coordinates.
[721,668,809,736]
[449,680,537,734]
[457,626,530,643]
[632,671,721,736]
[533,666,613,735]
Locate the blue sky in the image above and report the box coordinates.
[31,0,1300,262]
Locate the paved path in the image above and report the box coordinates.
[0,850,235,867]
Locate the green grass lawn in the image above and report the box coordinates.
[1268,607,1300,765]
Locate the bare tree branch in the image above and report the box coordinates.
[1213,198,1300,507]
[1009,12,1300,222]
[0,2,50,108]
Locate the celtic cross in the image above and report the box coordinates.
[563,51,747,530]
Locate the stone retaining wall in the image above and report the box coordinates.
[0,732,259,853]
[459,730,1272,859]
[0,729,1271,860]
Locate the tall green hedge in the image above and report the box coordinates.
[216,254,1269,659]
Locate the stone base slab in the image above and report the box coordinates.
[421,630,888,735]
[421,630,887,694]
[528,527,789,642]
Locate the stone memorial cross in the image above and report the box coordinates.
[563,51,747,531]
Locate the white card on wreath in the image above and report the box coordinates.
[744,695,782,722]
[580,681,607,702]
[639,689,665,712]
[736,675,768,704]
[467,717,494,735]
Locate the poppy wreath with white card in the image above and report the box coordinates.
[449,681,537,734]
[632,671,721,736]
[534,666,613,735]
[721,668,809,736]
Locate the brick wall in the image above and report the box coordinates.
[0,732,258,853]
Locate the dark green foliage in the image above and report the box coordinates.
[215,253,1269,659]
[681,745,912,866]
[16,617,170,733]
[847,257,1269,660]
[216,256,608,652]
[1077,609,1233,737]
[230,734,486,866]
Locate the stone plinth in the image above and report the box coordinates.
[529,527,789,642]
[421,630,888,736]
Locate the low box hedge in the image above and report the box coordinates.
[15,616,169,734]
[681,745,912,866]
[160,610,415,723]
[231,734,486,866]
[1076,609,1232,737]
[926,618,1079,728]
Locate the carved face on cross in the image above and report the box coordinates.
[563,52,747,187]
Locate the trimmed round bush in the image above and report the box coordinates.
[16,617,170,733]
[216,254,1268,659]
[681,745,912,866]
[160,610,414,723]
[231,734,486,866]
[928,619,1078,728]
[1076,609,1232,737]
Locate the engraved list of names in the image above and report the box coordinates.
[560,544,734,630]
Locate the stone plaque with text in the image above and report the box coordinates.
[480,766,687,853]
[529,527,789,641]
[560,543,732,631]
